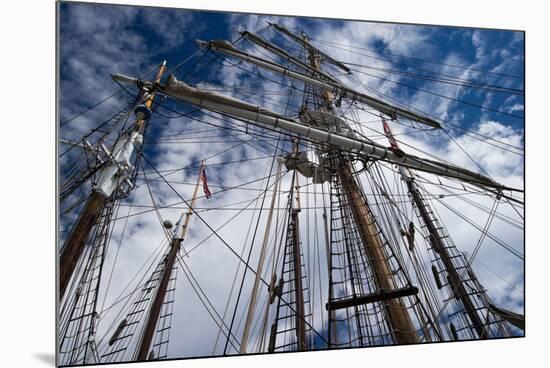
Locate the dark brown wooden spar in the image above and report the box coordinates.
[59,62,167,299]
[327,286,419,311]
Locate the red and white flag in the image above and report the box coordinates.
[381,116,400,150]
[200,168,212,199]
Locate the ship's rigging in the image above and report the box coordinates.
[58,21,524,366]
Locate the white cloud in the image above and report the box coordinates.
[506,103,524,113]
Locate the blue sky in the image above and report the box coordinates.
[58,0,524,362]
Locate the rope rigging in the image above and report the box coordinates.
[310,37,524,80]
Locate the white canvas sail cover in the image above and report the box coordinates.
[163,74,282,118]
[95,131,143,197]
[302,110,356,138]
[283,151,330,184]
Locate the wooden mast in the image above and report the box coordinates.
[60,62,167,298]
[290,139,307,351]
[382,118,488,339]
[136,161,204,360]
[304,37,419,344]
[337,163,419,343]
[266,143,308,352]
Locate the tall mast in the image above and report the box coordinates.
[268,147,310,352]
[60,61,167,298]
[381,118,488,339]
[290,139,307,350]
[136,161,204,360]
[304,34,419,344]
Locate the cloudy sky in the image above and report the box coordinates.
[58,0,524,364]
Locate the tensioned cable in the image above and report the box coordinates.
[349,67,524,120]
[141,155,274,175]
[343,63,523,95]
[99,205,132,313]
[96,237,169,351]
[60,61,165,127]
[442,129,494,180]
[468,199,500,264]
[109,171,285,222]
[97,236,168,317]
[175,253,241,352]
[353,102,524,154]
[311,38,524,80]
[343,67,524,155]
[428,191,523,260]
[444,124,524,153]
[185,172,290,257]
[60,90,125,128]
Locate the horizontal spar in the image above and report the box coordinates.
[197,39,441,129]
[326,286,419,311]
[112,73,511,192]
